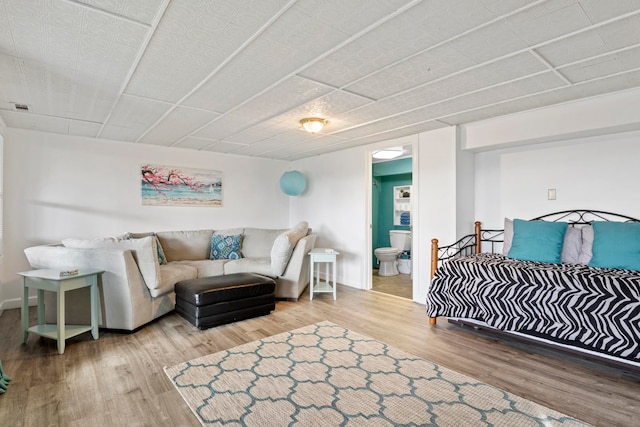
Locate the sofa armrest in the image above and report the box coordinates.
[276,234,317,299]
[24,245,154,330]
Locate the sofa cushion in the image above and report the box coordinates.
[224,257,274,277]
[127,232,167,265]
[62,236,161,290]
[271,221,309,276]
[172,260,228,278]
[156,230,213,261]
[155,264,198,298]
[210,234,243,260]
[242,228,286,258]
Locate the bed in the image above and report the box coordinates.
[426,210,640,369]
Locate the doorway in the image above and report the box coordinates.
[370,145,413,299]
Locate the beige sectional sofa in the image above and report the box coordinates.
[24,222,316,331]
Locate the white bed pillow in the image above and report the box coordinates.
[561,226,582,264]
[502,218,582,263]
[578,225,594,265]
[502,218,513,255]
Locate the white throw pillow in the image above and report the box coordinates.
[561,226,582,264]
[270,221,309,276]
[62,236,160,290]
[578,225,594,265]
[502,218,513,255]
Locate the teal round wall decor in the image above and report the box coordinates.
[280,170,307,196]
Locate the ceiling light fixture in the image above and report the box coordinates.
[300,117,327,134]
[372,148,404,160]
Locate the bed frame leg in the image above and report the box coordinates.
[429,317,437,325]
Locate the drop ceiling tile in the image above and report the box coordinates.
[224,89,371,144]
[478,0,536,16]
[444,69,640,125]
[8,0,53,61]
[34,114,70,134]
[340,52,549,125]
[173,136,217,150]
[336,72,565,139]
[100,95,172,141]
[75,0,165,25]
[2,111,70,134]
[560,46,640,82]
[1,110,36,129]
[345,44,477,100]
[0,1,16,56]
[184,0,408,112]
[201,140,249,153]
[126,0,290,103]
[224,122,290,145]
[504,0,593,46]
[447,20,530,64]
[192,76,332,139]
[69,120,101,137]
[578,0,640,23]
[78,3,150,48]
[0,54,28,109]
[182,3,362,112]
[139,106,220,145]
[264,134,347,158]
[298,0,519,88]
[4,0,147,126]
[349,121,446,145]
[536,15,640,67]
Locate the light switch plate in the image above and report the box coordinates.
[548,189,556,200]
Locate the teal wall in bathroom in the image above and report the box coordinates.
[372,158,412,265]
[373,157,412,177]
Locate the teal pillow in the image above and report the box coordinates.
[589,221,640,271]
[155,236,167,265]
[507,219,567,264]
[210,234,242,260]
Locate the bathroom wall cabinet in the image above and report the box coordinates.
[393,185,411,226]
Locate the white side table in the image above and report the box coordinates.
[309,248,339,300]
[19,269,103,354]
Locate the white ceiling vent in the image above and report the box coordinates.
[11,102,31,112]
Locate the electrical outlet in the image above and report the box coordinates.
[548,189,556,200]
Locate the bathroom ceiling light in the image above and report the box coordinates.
[372,148,403,160]
[300,117,327,134]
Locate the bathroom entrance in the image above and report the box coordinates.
[370,145,413,299]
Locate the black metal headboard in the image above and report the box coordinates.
[530,209,640,224]
[430,209,640,278]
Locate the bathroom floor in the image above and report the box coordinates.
[371,269,412,299]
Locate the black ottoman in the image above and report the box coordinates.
[175,273,276,329]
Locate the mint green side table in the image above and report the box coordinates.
[19,269,103,354]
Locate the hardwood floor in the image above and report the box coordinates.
[371,269,413,299]
[1,285,638,426]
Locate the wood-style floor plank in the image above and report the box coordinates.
[1,285,638,426]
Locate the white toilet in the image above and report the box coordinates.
[375,230,411,276]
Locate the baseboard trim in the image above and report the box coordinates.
[0,296,38,317]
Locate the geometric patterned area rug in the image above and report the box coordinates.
[164,321,591,426]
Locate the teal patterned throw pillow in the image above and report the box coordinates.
[210,234,243,260]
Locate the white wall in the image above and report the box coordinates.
[290,146,369,291]
[289,127,464,304]
[474,129,640,227]
[2,128,290,307]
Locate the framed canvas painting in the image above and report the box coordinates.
[141,164,222,206]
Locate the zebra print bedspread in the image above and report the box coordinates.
[426,253,640,361]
